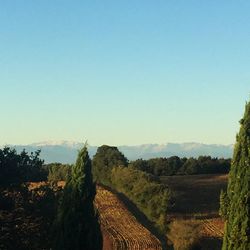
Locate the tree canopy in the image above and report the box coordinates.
[92,145,128,186]
[0,147,45,187]
[45,163,72,183]
[130,156,230,176]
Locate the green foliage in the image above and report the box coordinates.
[92,145,128,186]
[46,163,72,183]
[111,166,170,232]
[0,147,45,187]
[178,158,200,175]
[167,220,201,250]
[219,189,229,220]
[222,101,250,250]
[130,156,230,176]
[53,145,102,250]
[131,157,183,176]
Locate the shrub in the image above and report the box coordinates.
[46,163,72,183]
[167,220,201,250]
[111,166,170,232]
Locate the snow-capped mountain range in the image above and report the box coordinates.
[1,141,233,164]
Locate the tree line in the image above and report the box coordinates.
[130,155,230,176]
[0,146,231,189]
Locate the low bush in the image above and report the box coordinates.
[167,219,201,250]
[45,163,72,183]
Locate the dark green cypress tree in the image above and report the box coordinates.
[222,101,250,250]
[53,144,102,250]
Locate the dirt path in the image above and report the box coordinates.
[95,186,163,250]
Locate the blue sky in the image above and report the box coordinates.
[0,1,249,146]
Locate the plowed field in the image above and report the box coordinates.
[95,186,162,250]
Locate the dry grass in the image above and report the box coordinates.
[167,219,201,250]
[161,174,228,250]
[161,174,228,216]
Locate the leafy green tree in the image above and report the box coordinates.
[179,157,200,175]
[92,145,128,186]
[46,163,72,183]
[222,101,250,250]
[0,147,45,187]
[130,159,150,172]
[167,156,183,175]
[53,144,102,250]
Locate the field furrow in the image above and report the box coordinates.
[202,219,224,237]
[95,186,162,250]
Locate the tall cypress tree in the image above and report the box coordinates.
[53,144,102,250]
[222,101,250,250]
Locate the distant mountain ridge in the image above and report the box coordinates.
[2,141,233,164]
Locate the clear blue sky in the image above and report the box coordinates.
[0,1,249,146]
